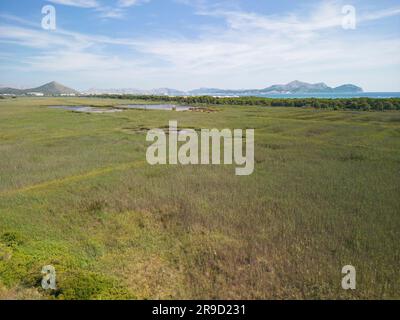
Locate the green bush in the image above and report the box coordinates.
[55,270,134,300]
[1,232,24,248]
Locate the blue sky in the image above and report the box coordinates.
[0,0,399,91]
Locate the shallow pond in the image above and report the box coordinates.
[49,104,194,113]
[117,104,193,111]
[49,106,122,113]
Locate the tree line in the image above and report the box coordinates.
[93,94,400,111]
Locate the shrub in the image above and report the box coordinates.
[54,270,134,300]
[1,232,23,248]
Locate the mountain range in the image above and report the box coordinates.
[0,80,363,96]
[186,81,363,95]
[84,87,185,96]
[85,80,363,96]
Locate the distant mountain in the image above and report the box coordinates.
[188,81,363,96]
[85,81,363,97]
[0,87,25,95]
[188,88,226,95]
[31,81,79,95]
[150,88,186,96]
[0,81,78,95]
[261,80,332,93]
[332,84,363,93]
[85,88,144,95]
[84,87,185,96]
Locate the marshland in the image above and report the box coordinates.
[0,96,399,299]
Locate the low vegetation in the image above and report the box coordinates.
[95,94,400,111]
[0,97,399,299]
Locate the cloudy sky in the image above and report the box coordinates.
[0,0,399,91]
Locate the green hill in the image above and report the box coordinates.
[0,81,79,96]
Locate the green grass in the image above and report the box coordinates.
[0,97,399,299]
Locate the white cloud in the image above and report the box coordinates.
[47,0,99,8]
[95,7,126,19]
[118,0,151,8]
[118,0,139,7]
[0,25,83,49]
[95,0,152,19]
[132,2,400,73]
[46,0,152,19]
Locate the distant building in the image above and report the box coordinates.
[27,92,44,96]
